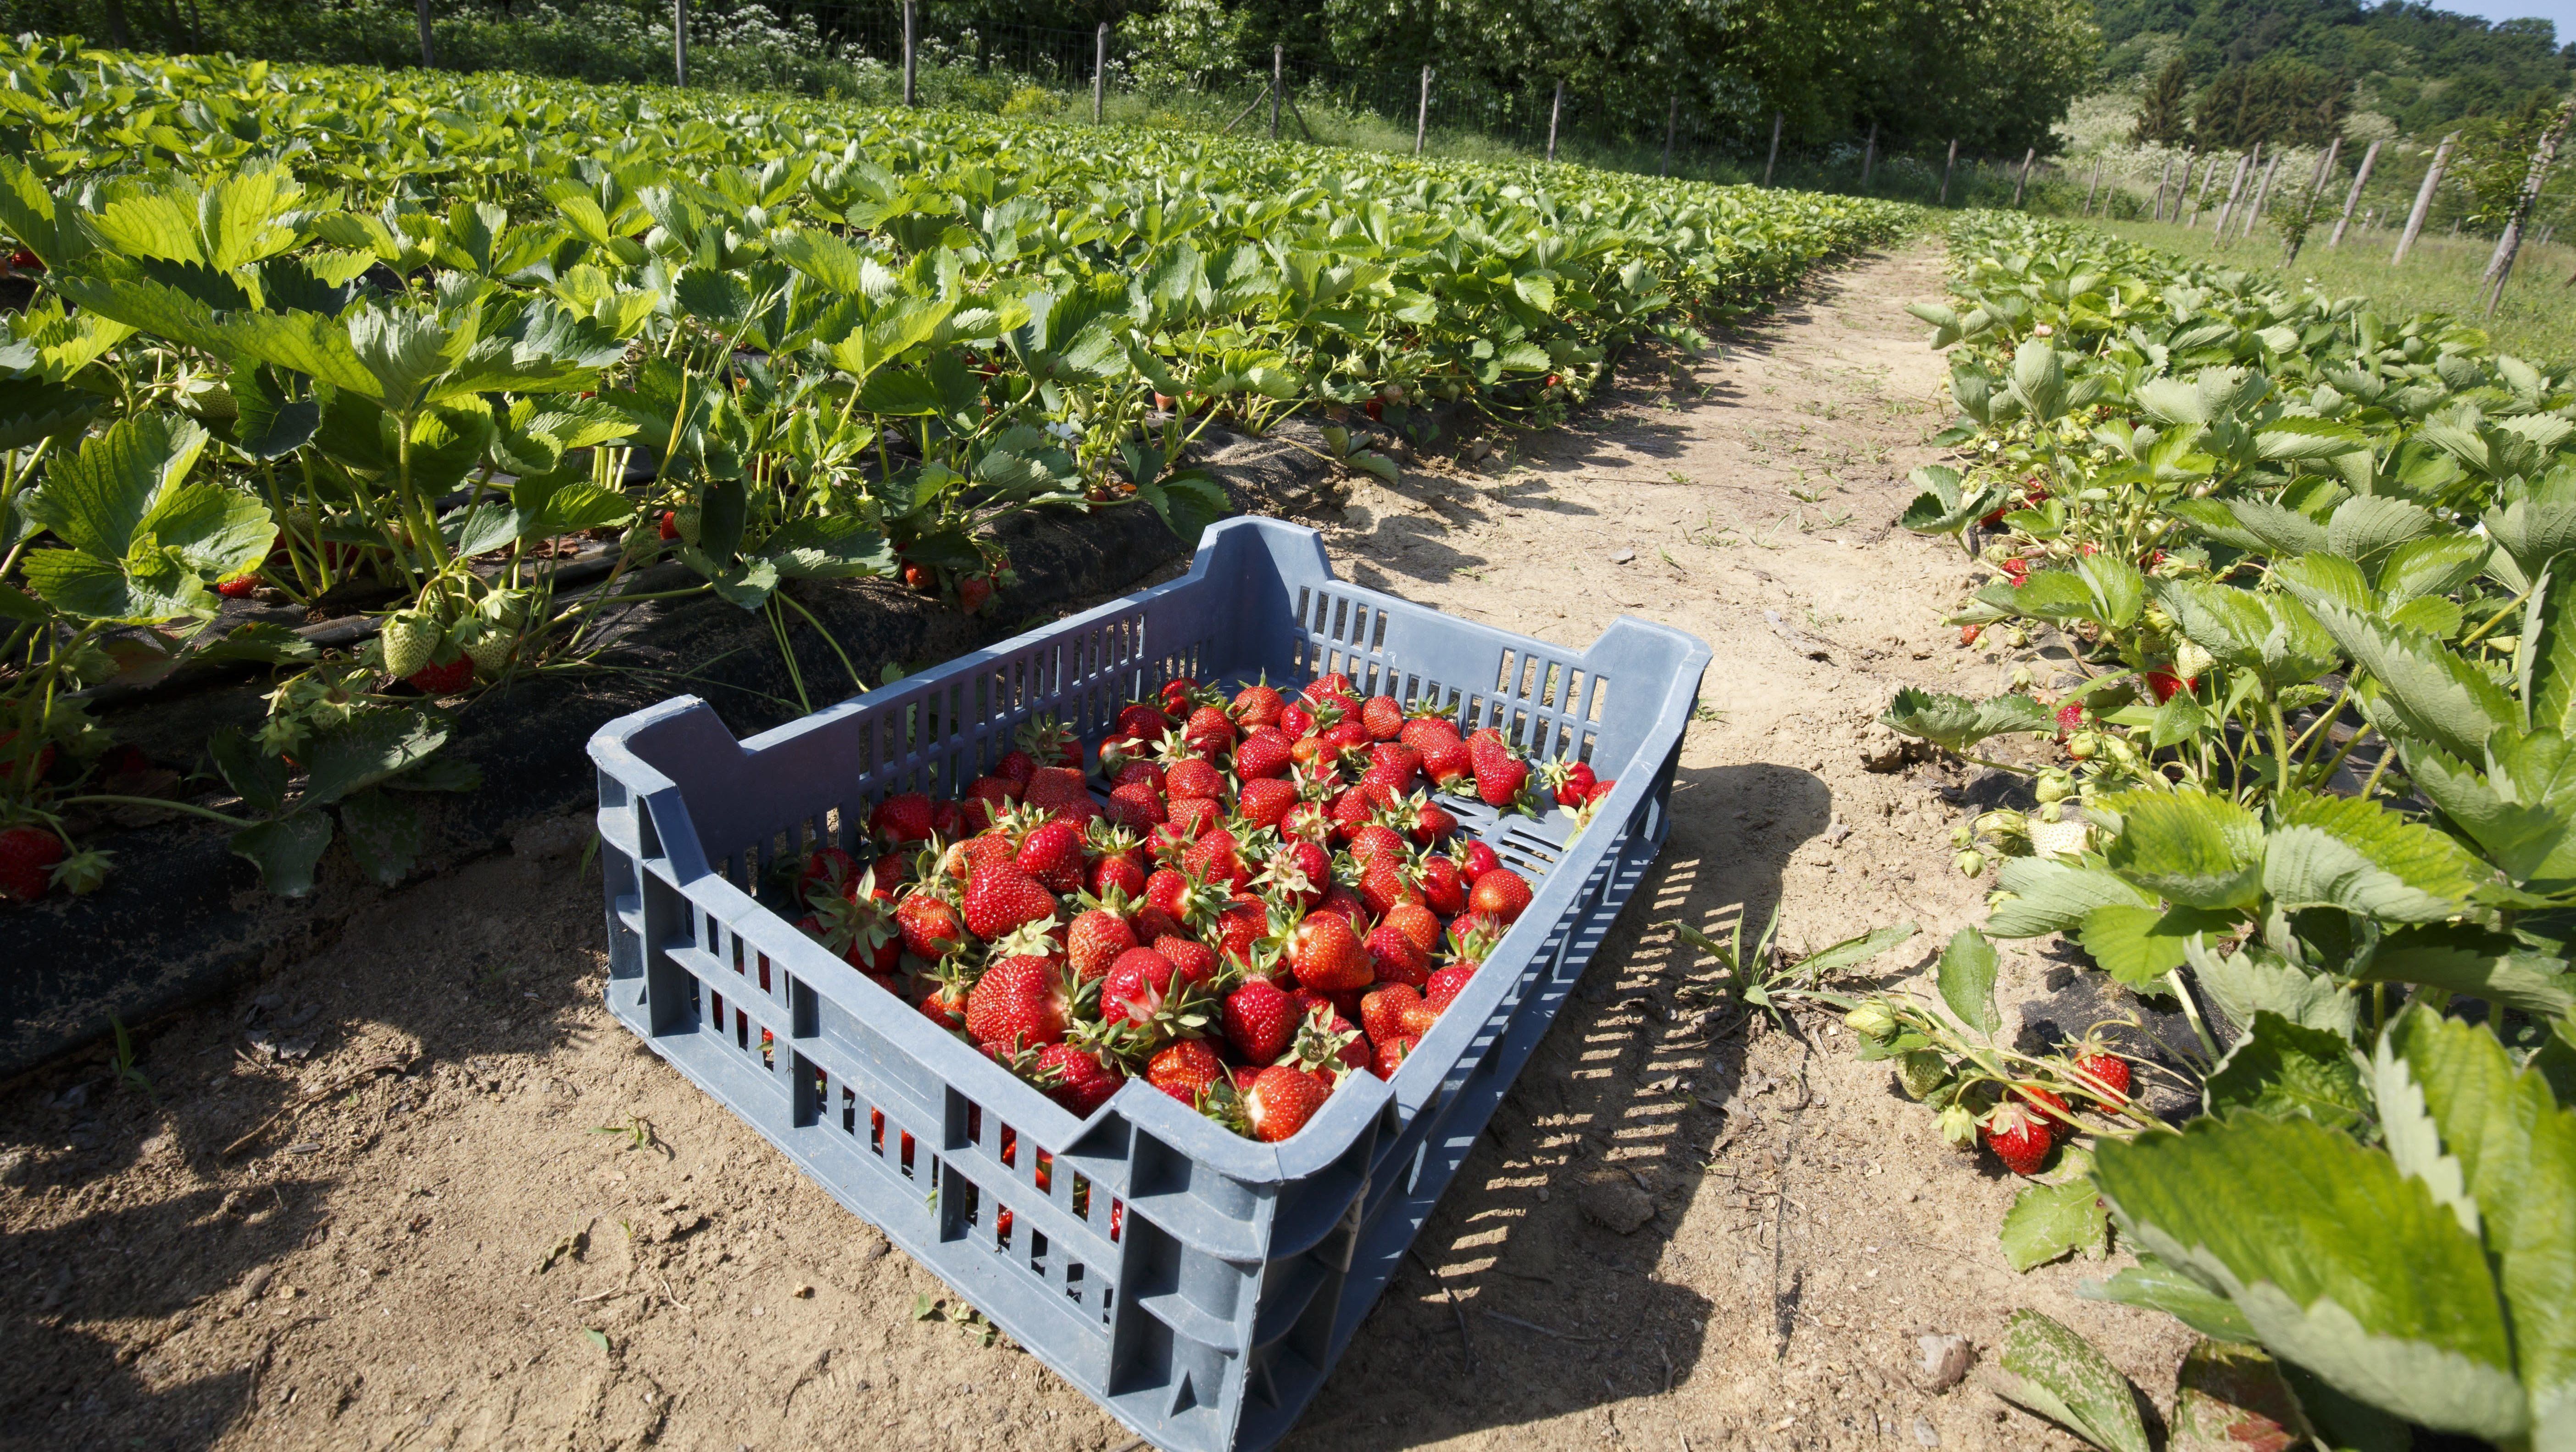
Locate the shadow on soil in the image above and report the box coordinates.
[1287,759,1834,1449]
[0,849,608,1447]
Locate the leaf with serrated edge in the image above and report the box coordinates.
[2090,1115,2524,1442]
[2081,903,2236,988]
[2262,791,2487,922]
[1879,687,2053,752]
[2103,788,2264,910]
[2183,933,2356,1039]
[2356,929,2575,1016]
[2309,600,2515,762]
[2001,1178,2109,1272]
[1988,856,2157,937]
[229,811,334,898]
[338,788,423,888]
[2203,1011,2369,1128]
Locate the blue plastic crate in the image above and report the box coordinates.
[587,518,1710,1452]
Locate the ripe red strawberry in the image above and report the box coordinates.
[1447,912,1505,969]
[1234,777,1299,831]
[1280,702,1318,738]
[0,825,66,902]
[1370,1033,1420,1080]
[1241,1064,1329,1143]
[1235,732,1294,781]
[2054,700,2086,738]
[1182,828,1253,894]
[1360,983,1423,1047]
[1399,716,1460,756]
[1147,1039,1227,1105]
[1111,759,1165,793]
[1116,702,1169,743]
[2019,1083,2077,1128]
[1223,980,1298,1064]
[2145,669,2194,705]
[1314,883,1374,935]
[1456,840,1501,877]
[2073,1050,2131,1108]
[918,972,971,1030]
[1033,1042,1124,1116]
[216,572,261,598]
[1359,696,1405,741]
[798,846,862,898]
[931,800,967,839]
[963,864,1057,940]
[1288,912,1374,991]
[1256,838,1331,907]
[1365,924,1431,987]
[1090,846,1148,899]
[1016,819,1085,893]
[1211,895,1268,964]
[893,893,964,960]
[1105,781,1167,831]
[1467,734,1529,809]
[1424,962,1475,1012]
[1320,719,1371,758]
[870,792,936,844]
[1067,904,1140,981]
[1415,854,1467,916]
[1232,681,1286,730]
[966,954,1072,1050]
[1309,671,1356,698]
[1163,757,1224,802]
[1368,741,1422,786]
[1383,900,1442,956]
[1469,867,1531,923]
[1359,853,1420,913]
[1101,948,1181,1034]
[1981,1101,2054,1175]
[406,656,475,695]
[1154,933,1220,988]
[1341,817,1393,860]
[1183,705,1237,759]
[1164,797,1224,842]
[1421,735,1471,787]
[962,775,1020,831]
[1157,677,1202,716]
[1544,759,1598,807]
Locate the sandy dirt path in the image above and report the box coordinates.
[0,240,2189,1452]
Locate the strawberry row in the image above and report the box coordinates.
[758,673,1606,1145]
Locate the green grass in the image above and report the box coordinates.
[2081,216,2576,372]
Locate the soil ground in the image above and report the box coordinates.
[0,240,2193,1452]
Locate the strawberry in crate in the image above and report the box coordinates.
[774,674,1550,1144]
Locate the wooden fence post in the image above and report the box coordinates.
[417,0,435,68]
[2153,154,2173,221]
[901,0,917,107]
[1546,79,1563,164]
[1414,66,1430,155]
[2328,137,2380,246]
[2011,147,2035,207]
[2284,135,2340,262]
[2393,133,2455,265]
[1859,121,1877,191]
[1269,45,1282,140]
[2084,157,2102,215]
[1660,96,1678,177]
[1938,138,1956,205]
[670,0,686,85]
[2479,97,2574,315]
[2240,149,2280,241]
[2211,146,2253,239]
[1764,112,1783,187]
[1092,22,1106,124]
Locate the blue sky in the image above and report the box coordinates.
[2437,0,2574,36]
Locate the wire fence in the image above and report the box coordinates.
[6,0,2124,209]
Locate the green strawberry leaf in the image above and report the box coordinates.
[1935,926,2001,1039]
[337,788,423,887]
[2202,1010,2370,1129]
[2102,788,2264,910]
[2078,1254,2256,1343]
[229,810,334,898]
[2090,1113,2526,1443]
[1878,687,2053,752]
[2001,1177,2110,1272]
[1991,1309,2152,1452]
[1988,856,2159,937]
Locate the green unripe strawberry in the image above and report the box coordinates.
[1897,1050,1951,1101]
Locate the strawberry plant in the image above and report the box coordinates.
[1855,210,2576,1450]
[0,36,1908,902]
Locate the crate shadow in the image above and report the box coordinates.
[1286,759,1832,1448]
